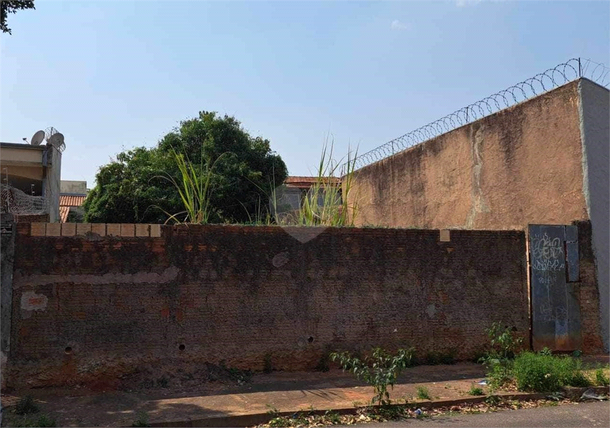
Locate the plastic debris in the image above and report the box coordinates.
[478,379,488,385]
[414,408,422,416]
[580,388,609,401]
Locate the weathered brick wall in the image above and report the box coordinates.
[8,223,529,388]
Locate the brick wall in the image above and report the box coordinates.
[8,223,529,388]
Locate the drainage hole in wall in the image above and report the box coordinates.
[179,344,186,351]
[64,347,72,354]
[308,336,314,343]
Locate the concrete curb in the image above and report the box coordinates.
[145,387,608,427]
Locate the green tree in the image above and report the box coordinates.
[84,111,287,224]
[1,0,35,34]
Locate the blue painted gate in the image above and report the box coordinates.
[529,224,582,351]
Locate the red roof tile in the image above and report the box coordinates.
[60,195,86,207]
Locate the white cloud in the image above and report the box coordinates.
[456,0,483,6]
[390,20,409,31]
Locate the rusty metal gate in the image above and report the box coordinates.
[529,224,581,351]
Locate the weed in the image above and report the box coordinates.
[265,405,280,417]
[331,347,415,405]
[484,395,501,406]
[282,140,359,228]
[15,395,39,415]
[131,411,150,427]
[267,416,291,428]
[480,322,524,390]
[482,322,523,362]
[323,410,342,424]
[416,386,431,400]
[512,352,590,392]
[315,351,330,372]
[19,415,56,427]
[595,368,610,386]
[160,149,228,224]
[263,353,274,374]
[156,376,169,388]
[468,386,485,396]
[539,347,553,356]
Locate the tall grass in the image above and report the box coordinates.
[293,141,358,227]
[162,149,225,224]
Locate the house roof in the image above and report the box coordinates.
[59,195,86,207]
[59,206,70,223]
[285,176,341,189]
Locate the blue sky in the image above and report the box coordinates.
[1,0,608,186]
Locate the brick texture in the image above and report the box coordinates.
[8,225,529,388]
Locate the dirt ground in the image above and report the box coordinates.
[1,356,607,427]
[1,363,488,427]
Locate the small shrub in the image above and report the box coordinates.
[468,386,484,396]
[315,352,331,372]
[34,416,57,427]
[416,386,431,400]
[323,410,342,424]
[483,322,523,362]
[487,359,514,390]
[512,352,589,392]
[331,347,415,405]
[485,395,501,406]
[595,368,610,386]
[131,411,150,427]
[156,376,169,388]
[18,415,57,428]
[539,347,553,356]
[15,395,39,415]
[263,353,273,374]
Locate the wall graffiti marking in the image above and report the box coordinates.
[531,233,565,271]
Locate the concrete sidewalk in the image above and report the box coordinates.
[1,360,607,427]
[2,363,489,427]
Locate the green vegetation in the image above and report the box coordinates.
[416,386,431,400]
[468,386,485,396]
[479,322,598,393]
[15,395,39,415]
[263,353,274,374]
[512,352,590,391]
[1,1,35,34]
[315,351,331,372]
[160,149,225,224]
[131,411,150,427]
[595,367,610,386]
[331,347,415,405]
[479,322,524,390]
[289,141,358,227]
[18,415,56,427]
[84,111,287,224]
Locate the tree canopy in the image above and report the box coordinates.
[1,1,35,34]
[83,111,288,224]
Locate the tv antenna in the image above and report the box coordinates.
[45,127,66,152]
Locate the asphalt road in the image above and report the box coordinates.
[349,402,610,428]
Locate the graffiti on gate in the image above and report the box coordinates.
[531,232,565,272]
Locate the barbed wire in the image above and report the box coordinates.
[342,58,609,173]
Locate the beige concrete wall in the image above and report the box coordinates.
[349,80,589,230]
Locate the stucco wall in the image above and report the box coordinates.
[579,79,610,351]
[349,81,588,230]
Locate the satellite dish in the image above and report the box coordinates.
[31,130,45,146]
[44,127,66,152]
[48,133,65,149]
